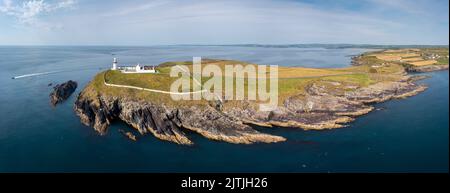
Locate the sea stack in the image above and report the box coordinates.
[50,80,78,106]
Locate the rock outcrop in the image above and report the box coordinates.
[405,64,449,73]
[224,78,426,131]
[119,129,138,141]
[50,80,77,106]
[74,74,426,145]
[74,94,286,145]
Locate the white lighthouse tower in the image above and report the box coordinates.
[112,58,118,70]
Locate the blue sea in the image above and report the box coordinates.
[0,46,448,172]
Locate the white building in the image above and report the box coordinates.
[111,58,157,73]
[112,58,118,70]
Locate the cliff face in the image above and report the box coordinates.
[406,64,449,73]
[74,74,426,145]
[225,77,427,130]
[74,94,286,145]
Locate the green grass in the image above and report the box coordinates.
[370,48,449,67]
[81,57,414,108]
[105,70,184,91]
[437,57,449,65]
[322,73,372,87]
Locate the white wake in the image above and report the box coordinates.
[12,67,105,79]
[12,71,64,79]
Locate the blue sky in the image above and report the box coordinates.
[0,0,448,45]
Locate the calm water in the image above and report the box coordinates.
[0,46,448,172]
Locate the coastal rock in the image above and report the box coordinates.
[224,78,426,131]
[50,80,77,106]
[73,55,431,145]
[74,70,427,145]
[344,81,427,103]
[119,129,137,141]
[74,95,286,145]
[406,64,449,73]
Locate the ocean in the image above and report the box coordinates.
[0,46,448,172]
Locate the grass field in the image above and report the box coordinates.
[384,48,421,53]
[409,60,438,66]
[366,48,449,67]
[400,57,424,62]
[80,56,412,109]
[437,57,450,65]
[370,53,420,61]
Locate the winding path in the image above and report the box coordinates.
[103,70,207,95]
[103,67,356,100]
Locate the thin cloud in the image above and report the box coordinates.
[102,0,399,40]
[0,0,76,29]
[366,0,425,14]
[0,0,448,45]
[101,0,169,17]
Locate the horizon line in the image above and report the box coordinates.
[0,43,448,47]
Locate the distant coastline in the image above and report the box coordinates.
[1,44,448,49]
[166,44,450,49]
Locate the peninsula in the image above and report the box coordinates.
[74,48,449,145]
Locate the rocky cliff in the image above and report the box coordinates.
[405,64,449,73]
[225,77,426,130]
[74,73,426,145]
[74,94,286,145]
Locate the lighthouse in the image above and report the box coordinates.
[110,58,156,74]
[112,58,118,70]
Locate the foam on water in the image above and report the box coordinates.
[12,71,65,79]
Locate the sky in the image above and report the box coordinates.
[0,0,448,45]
